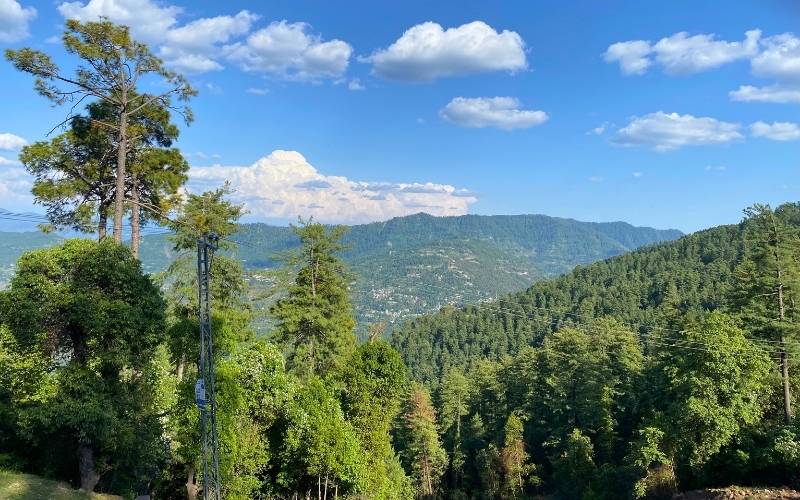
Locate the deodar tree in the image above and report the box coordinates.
[731,203,800,424]
[6,19,195,244]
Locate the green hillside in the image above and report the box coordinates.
[391,221,743,383]
[0,213,681,325]
[0,470,119,499]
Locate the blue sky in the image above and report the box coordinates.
[1,0,799,232]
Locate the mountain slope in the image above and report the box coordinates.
[391,222,742,383]
[0,213,682,324]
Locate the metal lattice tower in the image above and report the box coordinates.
[196,233,221,500]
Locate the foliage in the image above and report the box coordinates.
[272,220,356,378]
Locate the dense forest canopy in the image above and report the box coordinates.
[1,17,799,500]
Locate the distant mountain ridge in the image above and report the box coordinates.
[0,212,682,325]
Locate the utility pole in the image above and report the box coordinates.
[196,233,221,500]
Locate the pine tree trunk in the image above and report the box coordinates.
[113,108,128,243]
[78,444,99,492]
[98,207,107,241]
[130,172,140,258]
[772,211,793,424]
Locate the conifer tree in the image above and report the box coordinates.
[272,220,356,378]
[400,384,447,498]
[731,203,800,423]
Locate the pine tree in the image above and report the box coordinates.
[401,384,447,498]
[731,203,800,423]
[272,220,356,378]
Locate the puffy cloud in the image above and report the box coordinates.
[605,30,760,75]
[188,151,476,224]
[439,97,548,130]
[751,33,800,80]
[58,0,179,42]
[603,40,652,75]
[750,121,800,141]
[226,21,352,80]
[612,111,742,152]
[0,132,26,150]
[246,87,270,95]
[366,21,526,82]
[58,0,260,74]
[729,84,800,103]
[0,0,36,42]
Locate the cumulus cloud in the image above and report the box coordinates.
[612,111,742,152]
[0,0,36,42]
[0,132,26,150]
[439,97,548,130]
[366,21,526,81]
[58,0,262,74]
[751,33,800,80]
[226,21,352,80]
[603,40,652,75]
[729,84,800,103]
[750,121,800,141]
[188,150,477,224]
[605,30,760,75]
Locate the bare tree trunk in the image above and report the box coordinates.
[130,172,140,258]
[78,444,100,493]
[186,465,199,500]
[318,474,321,500]
[113,88,128,243]
[323,475,328,500]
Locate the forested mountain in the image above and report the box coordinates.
[0,213,682,325]
[391,220,745,384]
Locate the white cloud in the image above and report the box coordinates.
[366,21,526,82]
[0,0,36,42]
[705,165,726,171]
[604,40,652,75]
[750,121,800,141]
[589,176,603,183]
[58,0,180,43]
[439,97,548,130]
[613,111,742,151]
[751,33,800,81]
[588,122,610,135]
[246,87,270,95]
[58,0,260,74]
[605,30,760,75]
[188,150,477,224]
[347,78,364,91]
[226,21,352,80]
[0,133,26,150]
[632,171,644,178]
[729,84,800,103]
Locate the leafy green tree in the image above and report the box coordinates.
[0,239,166,493]
[550,429,598,499]
[339,342,412,498]
[6,19,194,242]
[215,340,291,499]
[399,384,447,498]
[731,203,800,423]
[654,312,772,474]
[272,220,356,378]
[535,319,643,463]
[279,377,366,498]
